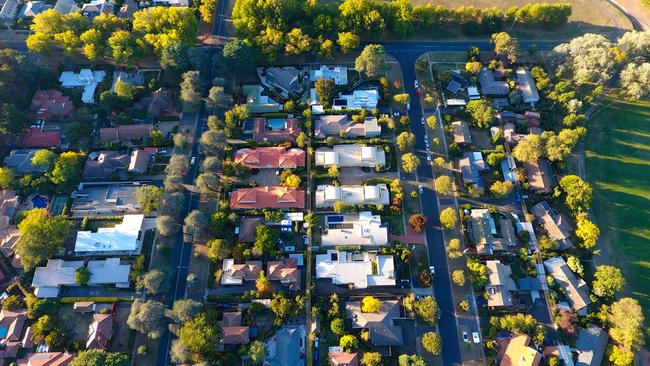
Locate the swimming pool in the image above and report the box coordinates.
[0,326,8,339]
[267,118,286,131]
[31,194,47,209]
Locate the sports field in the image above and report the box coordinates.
[585,95,650,312]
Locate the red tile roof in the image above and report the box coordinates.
[29,90,74,120]
[230,186,305,209]
[252,118,301,142]
[267,258,301,290]
[86,314,113,349]
[220,312,250,344]
[234,147,305,169]
[524,111,541,127]
[24,129,61,148]
[17,352,75,366]
[329,352,359,366]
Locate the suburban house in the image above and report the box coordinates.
[314,115,381,139]
[0,0,18,23]
[80,0,112,18]
[28,90,74,120]
[31,258,131,298]
[242,85,282,114]
[59,69,106,104]
[451,121,472,145]
[315,184,390,208]
[100,124,153,143]
[237,216,264,242]
[315,145,386,167]
[544,257,591,315]
[333,89,379,110]
[479,68,509,96]
[265,67,304,96]
[500,334,541,366]
[18,0,50,18]
[264,325,306,366]
[18,352,75,366]
[128,149,150,174]
[0,190,18,230]
[135,88,176,118]
[220,312,250,345]
[524,159,553,193]
[310,66,348,85]
[221,259,262,285]
[524,111,541,128]
[71,181,146,217]
[229,186,305,210]
[321,211,388,247]
[3,149,49,176]
[0,309,26,348]
[24,128,61,148]
[447,70,469,94]
[0,226,21,268]
[345,300,403,347]
[516,68,540,106]
[74,214,145,256]
[86,313,113,349]
[328,352,359,366]
[252,117,301,143]
[82,151,130,179]
[267,258,301,291]
[316,250,395,289]
[53,0,79,14]
[486,260,518,309]
[530,201,573,250]
[234,147,305,169]
[468,208,517,255]
[575,326,608,366]
[459,152,487,189]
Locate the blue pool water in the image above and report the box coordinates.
[31,194,47,209]
[267,118,286,131]
[328,215,344,223]
[0,326,8,338]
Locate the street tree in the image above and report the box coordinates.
[422,332,442,355]
[361,352,382,366]
[559,175,593,212]
[467,257,488,288]
[156,215,179,237]
[206,239,230,262]
[127,299,166,339]
[135,185,163,214]
[415,296,439,325]
[491,32,519,62]
[180,70,202,112]
[452,270,466,286]
[315,78,336,109]
[205,86,231,110]
[408,214,427,233]
[355,44,388,78]
[434,176,452,195]
[137,269,170,295]
[439,207,457,229]
[178,311,221,355]
[184,210,209,237]
[172,299,202,323]
[592,265,625,298]
[466,99,493,128]
[337,32,360,53]
[396,132,416,151]
[575,213,599,249]
[199,130,226,156]
[160,41,189,70]
[399,354,426,366]
[401,153,420,173]
[166,155,190,176]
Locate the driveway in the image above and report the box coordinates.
[246,169,280,186]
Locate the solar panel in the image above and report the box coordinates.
[447,81,461,94]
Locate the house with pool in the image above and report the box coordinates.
[251,117,301,143]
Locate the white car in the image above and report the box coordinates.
[406,102,411,111]
[427,153,432,161]
[472,332,480,344]
[414,80,419,89]
[421,117,425,125]
[190,156,196,165]
[462,332,469,343]
[424,135,429,143]
[429,265,435,276]
[418,185,423,195]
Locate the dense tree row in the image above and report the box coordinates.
[232,0,571,60]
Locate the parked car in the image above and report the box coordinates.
[472,332,480,344]
[427,152,432,161]
[421,117,425,125]
[418,185,424,195]
[190,156,196,165]
[429,265,435,277]
[407,102,411,111]
[462,332,469,343]
[415,88,420,98]
[414,80,419,89]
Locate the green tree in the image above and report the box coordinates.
[439,207,457,230]
[127,299,166,339]
[172,299,202,323]
[160,41,189,70]
[512,135,543,162]
[180,70,202,112]
[0,103,29,134]
[355,44,388,78]
[2,295,24,311]
[178,311,221,355]
[422,332,442,355]
[315,78,336,109]
[491,31,518,62]
[249,340,266,364]
[31,149,57,169]
[466,99,493,128]
[361,296,381,313]
[114,79,139,101]
[330,318,345,336]
[339,334,359,352]
[575,213,599,249]
[108,30,137,65]
[256,270,270,293]
[559,175,593,212]
[49,151,85,192]
[361,352,382,366]
[253,225,279,258]
[489,180,513,198]
[75,267,90,286]
[137,269,169,295]
[408,214,427,233]
[184,210,210,237]
[69,350,129,366]
[337,32,360,53]
[414,296,439,325]
[206,239,230,262]
[401,153,420,173]
[135,186,163,214]
[467,256,488,288]
[205,86,231,110]
[434,176,452,195]
[16,209,71,270]
[223,39,253,75]
[285,28,311,55]
[592,265,625,298]
[396,132,416,152]
[398,354,426,366]
[319,39,335,59]
[270,294,295,325]
[0,167,14,190]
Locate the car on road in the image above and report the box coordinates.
[427,152,432,161]
[472,332,480,344]
[415,88,420,98]
[414,80,419,89]
[425,142,430,151]
[429,265,435,277]
[418,185,423,195]
[393,111,401,117]
[406,102,411,111]
[190,156,196,165]
[421,117,425,125]
[424,135,429,143]
[462,332,469,343]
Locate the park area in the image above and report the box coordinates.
[585,95,650,315]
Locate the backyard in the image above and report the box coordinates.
[585,95,650,316]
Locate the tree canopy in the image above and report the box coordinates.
[16,209,71,270]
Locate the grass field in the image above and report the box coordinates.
[585,95,650,314]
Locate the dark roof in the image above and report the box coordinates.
[24,129,61,148]
[82,151,129,179]
[576,326,608,366]
[239,216,264,242]
[517,277,542,291]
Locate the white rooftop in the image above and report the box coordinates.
[333,89,379,110]
[316,250,395,289]
[86,258,130,287]
[321,211,388,246]
[75,214,144,255]
[315,184,390,208]
[310,66,348,85]
[315,145,385,167]
[59,69,106,104]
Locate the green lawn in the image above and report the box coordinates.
[585,95,650,315]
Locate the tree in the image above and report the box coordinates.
[491,32,518,62]
[0,103,28,134]
[270,294,294,325]
[223,39,253,75]
[108,30,137,65]
[281,172,301,188]
[422,332,442,355]
[575,213,599,249]
[198,0,216,23]
[361,296,381,313]
[396,132,415,151]
[401,153,420,173]
[178,311,221,355]
[0,167,13,190]
[339,334,358,352]
[180,70,202,112]
[31,149,57,169]
[319,39,335,59]
[16,209,71,271]
[328,164,340,178]
[172,299,202,323]
[337,32,360,53]
[467,257,488,288]
[137,269,169,295]
[76,267,90,286]
[559,175,593,212]
[69,350,129,366]
[542,128,585,162]
[551,34,615,85]
[253,225,278,258]
[608,297,645,351]
[315,78,336,109]
[330,318,345,336]
[355,44,387,78]
[132,7,198,54]
[538,235,559,252]
[173,133,188,149]
[408,214,427,233]
[394,93,410,106]
[361,352,382,366]
[200,129,227,156]
[135,186,163,214]
[466,99,494,128]
[566,256,584,277]
[415,296,439,325]
[512,135,543,162]
[620,62,650,100]
[610,345,635,366]
[332,200,354,213]
[459,300,470,312]
[205,86,231,110]
[285,28,311,55]
[206,239,230,262]
[434,176,452,195]
[399,354,426,366]
[2,295,24,311]
[248,340,265,364]
[114,79,139,101]
[465,61,482,75]
[184,210,209,237]
[448,238,462,259]
[160,41,189,70]
[49,151,85,192]
[489,180,513,198]
[156,215,179,237]
[452,269,466,286]
[256,270,270,293]
[170,339,190,364]
[127,299,166,339]
[439,207,457,230]
[592,265,625,298]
